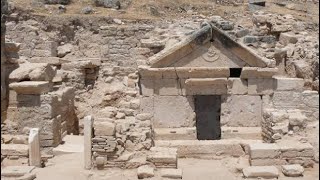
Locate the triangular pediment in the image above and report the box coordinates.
[168,41,246,68]
[148,23,270,68]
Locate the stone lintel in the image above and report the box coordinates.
[241,67,278,79]
[139,67,230,79]
[185,78,228,86]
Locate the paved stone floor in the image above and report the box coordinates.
[34,152,319,180]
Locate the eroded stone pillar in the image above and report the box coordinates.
[84,115,93,169]
[28,128,41,167]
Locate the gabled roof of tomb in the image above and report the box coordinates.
[147,21,271,69]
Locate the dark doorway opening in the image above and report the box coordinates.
[230,68,242,78]
[194,95,222,140]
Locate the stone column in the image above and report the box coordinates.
[84,115,93,169]
[28,128,41,167]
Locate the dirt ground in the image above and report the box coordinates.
[34,152,319,180]
[8,0,319,24]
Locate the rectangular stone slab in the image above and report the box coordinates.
[243,166,279,178]
[1,144,29,157]
[249,143,281,159]
[9,81,50,94]
[161,169,183,179]
[1,166,35,177]
[147,152,177,164]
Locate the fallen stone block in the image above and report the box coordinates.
[279,33,298,46]
[282,164,304,177]
[1,144,29,157]
[249,0,266,6]
[9,81,50,95]
[243,166,279,178]
[9,63,56,82]
[137,165,155,179]
[1,166,35,177]
[161,169,183,179]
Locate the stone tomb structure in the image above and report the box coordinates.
[139,22,276,140]
[137,21,318,166]
[86,20,318,170]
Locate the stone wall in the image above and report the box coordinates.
[261,77,319,153]
[91,112,153,168]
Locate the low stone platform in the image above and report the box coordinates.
[155,139,263,158]
[154,127,262,140]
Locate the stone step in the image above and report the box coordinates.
[1,144,29,157]
[154,127,262,140]
[52,135,84,155]
[249,141,315,167]
[155,139,262,159]
[147,147,178,168]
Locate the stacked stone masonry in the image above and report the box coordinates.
[249,142,315,168]
[262,77,319,142]
[91,113,154,168]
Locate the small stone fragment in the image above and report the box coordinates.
[161,169,183,179]
[137,165,155,179]
[96,156,105,169]
[282,164,304,177]
[81,6,93,14]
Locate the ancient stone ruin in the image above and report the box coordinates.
[1,0,319,179]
